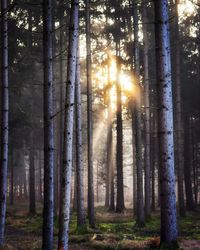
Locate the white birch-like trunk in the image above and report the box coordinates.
[154,0,178,246]
[58,0,79,249]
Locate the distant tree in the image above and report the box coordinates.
[0,0,9,246]
[58,0,79,248]
[42,0,55,249]
[154,0,178,247]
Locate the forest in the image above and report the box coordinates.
[0,0,200,249]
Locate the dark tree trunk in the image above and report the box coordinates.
[86,0,95,227]
[133,0,145,226]
[0,0,9,246]
[116,58,125,213]
[154,0,178,246]
[174,0,186,217]
[142,4,151,220]
[10,152,14,206]
[42,0,55,248]
[184,115,194,211]
[29,147,36,215]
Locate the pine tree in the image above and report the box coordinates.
[154,0,178,246]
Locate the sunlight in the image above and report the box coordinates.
[109,59,117,82]
[178,0,196,18]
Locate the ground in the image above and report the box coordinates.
[3,204,200,249]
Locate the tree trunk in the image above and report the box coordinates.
[58,0,79,248]
[116,58,125,213]
[86,0,95,227]
[133,0,145,226]
[109,132,115,211]
[29,147,36,215]
[0,0,9,246]
[142,5,151,219]
[10,151,14,206]
[184,115,194,211]
[154,0,178,246]
[42,0,55,248]
[174,0,186,217]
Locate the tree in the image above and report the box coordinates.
[116,57,125,213]
[86,0,95,227]
[133,0,145,227]
[174,0,186,217]
[154,0,178,247]
[75,46,86,227]
[0,0,9,246]
[58,0,79,248]
[142,4,151,220]
[42,0,55,249]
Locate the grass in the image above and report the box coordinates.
[5,204,200,249]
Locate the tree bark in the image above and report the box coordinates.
[133,0,145,226]
[58,0,79,249]
[116,58,125,213]
[75,50,86,226]
[42,0,55,248]
[154,0,178,246]
[142,5,151,219]
[174,0,186,217]
[0,0,9,246]
[184,115,194,211]
[86,0,95,227]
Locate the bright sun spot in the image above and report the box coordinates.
[178,0,196,19]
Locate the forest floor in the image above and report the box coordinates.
[3,204,200,249]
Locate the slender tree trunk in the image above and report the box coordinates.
[109,131,115,211]
[86,0,95,227]
[131,106,137,215]
[142,5,151,219]
[42,0,55,248]
[116,58,125,213]
[29,147,36,214]
[0,0,9,246]
[38,151,43,203]
[58,1,79,248]
[174,0,186,217]
[154,0,178,246]
[184,115,194,211]
[133,0,145,226]
[10,151,14,206]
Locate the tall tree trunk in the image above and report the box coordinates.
[0,0,9,246]
[142,5,151,219]
[86,0,95,227]
[133,0,145,226]
[184,115,194,211]
[154,0,178,247]
[42,0,55,248]
[58,0,79,248]
[174,0,186,217]
[116,58,125,213]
